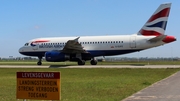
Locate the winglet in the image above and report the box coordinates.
[74,37,80,42]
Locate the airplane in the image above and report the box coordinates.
[19,3,176,65]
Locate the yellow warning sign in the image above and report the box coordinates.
[16,72,60,100]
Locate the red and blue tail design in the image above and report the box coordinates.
[138,3,171,36]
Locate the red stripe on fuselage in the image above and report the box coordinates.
[33,40,49,43]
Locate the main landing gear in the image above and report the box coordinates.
[90,59,97,65]
[78,59,85,65]
[77,58,98,65]
[37,56,42,65]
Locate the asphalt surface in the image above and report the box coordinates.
[0,65,180,68]
[123,70,180,101]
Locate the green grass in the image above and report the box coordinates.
[0,61,76,65]
[0,68,179,101]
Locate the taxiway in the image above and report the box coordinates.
[0,65,179,68]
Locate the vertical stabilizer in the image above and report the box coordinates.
[138,3,171,36]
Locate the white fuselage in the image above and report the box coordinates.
[19,35,165,57]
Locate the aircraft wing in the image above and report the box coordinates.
[61,37,88,54]
[148,35,167,43]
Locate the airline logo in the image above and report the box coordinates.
[139,3,171,36]
[30,40,49,47]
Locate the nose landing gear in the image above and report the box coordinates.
[37,56,42,65]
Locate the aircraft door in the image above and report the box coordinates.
[130,36,136,48]
[31,42,39,50]
[33,44,38,50]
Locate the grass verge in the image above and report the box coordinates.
[0,68,179,101]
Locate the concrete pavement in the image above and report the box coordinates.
[0,65,180,68]
[123,71,180,101]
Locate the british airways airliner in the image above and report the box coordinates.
[19,3,176,65]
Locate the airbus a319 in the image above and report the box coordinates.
[19,3,176,65]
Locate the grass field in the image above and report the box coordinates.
[0,68,179,101]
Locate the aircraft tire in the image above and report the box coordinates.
[78,60,85,65]
[90,60,97,65]
[37,61,42,65]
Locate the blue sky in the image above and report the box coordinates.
[0,0,179,58]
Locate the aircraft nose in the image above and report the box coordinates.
[19,47,24,54]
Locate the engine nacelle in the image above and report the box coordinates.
[45,50,69,62]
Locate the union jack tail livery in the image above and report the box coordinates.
[138,3,171,36]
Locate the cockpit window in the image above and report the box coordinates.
[24,43,29,46]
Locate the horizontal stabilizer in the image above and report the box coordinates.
[148,35,167,42]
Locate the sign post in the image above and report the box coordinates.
[16,72,60,100]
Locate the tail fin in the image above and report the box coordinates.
[138,3,171,36]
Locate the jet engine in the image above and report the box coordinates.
[45,50,69,62]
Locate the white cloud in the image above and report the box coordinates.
[34,25,40,29]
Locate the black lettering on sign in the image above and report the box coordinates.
[18,86,34,91]
[28,92,47,98]
[19,80,57,86]
[36,87,58,92]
